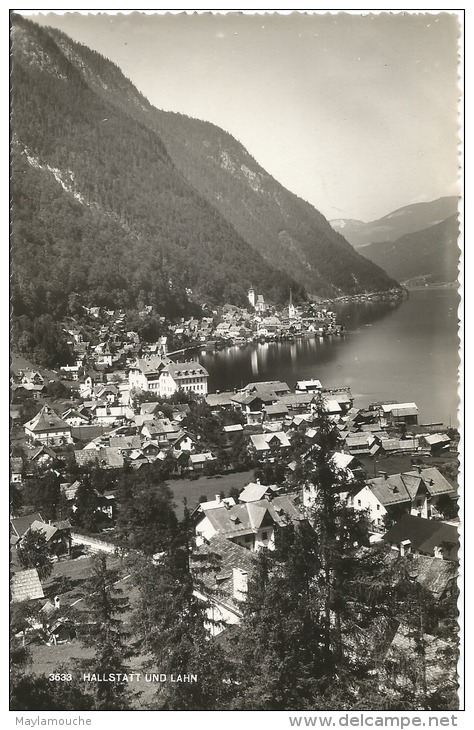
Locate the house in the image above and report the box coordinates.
[249,431,291,459]
[295,379,322,394]
[422,433,452,454]
[28,445,57,468]
[128,356,168,392]
[382,514,458,561]
[344,433,380,455]
[381,402,419,426]
[206,392,238,410]
[192,533,255,636]
[61,408,90,427]
[263,403,289,423]
[27,520,72,558]
[195,494,302,552]
[238,482,278,503]
[173,432,196,452]
[351,467,456,529]
[242,381,291,397]
[189,452,216,471]
[159,361,209,397]
[59,364,80,381]
[141,418,183,447]
[10,568,44,603]
[322,388,354,413]
[24,406,73,446]
[278,392,315,413]
[108,435,141,451]
[10,512,44,546]
[94,404,131,426]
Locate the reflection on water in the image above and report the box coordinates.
[200,289,460,426]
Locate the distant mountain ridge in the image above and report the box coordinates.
[330,197,459,250]
[11,13,398,354]
[358,215,460,284]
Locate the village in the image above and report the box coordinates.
[10,286,459,708]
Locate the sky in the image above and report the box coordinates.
[16,9,462,222]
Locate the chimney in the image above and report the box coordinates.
[54,596,61,610]
[416,465,422,474]
[233,568,248,601]
[215,494,222,504]
[256,478,261,485]
[400,539,411,557]
[379,471,388,480]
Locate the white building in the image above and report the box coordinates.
[128,356,209,398]
[24,406,73,446]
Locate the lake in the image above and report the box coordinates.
[199,288,461,427]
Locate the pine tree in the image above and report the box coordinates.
[128,504,235,709]
[78,554,133,710]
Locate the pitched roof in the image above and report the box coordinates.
[368,475,411,507]
[199,495,301,539]
[206,392,236,407]
[200,497,236,512]
[424,433,451,446]
[24,406,71,433]
[29,520,59,542]
[166,361,209,379]
[238,483,273,503]
[11,513,44,538]
[381,402,418,415]
[109,435,141,450]
[10,568,44,602]
[383,514,459,558]
[264,403,289,416]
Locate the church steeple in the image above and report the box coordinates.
[288,289,295,319]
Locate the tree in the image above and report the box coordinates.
[128,506,235,709]
[435,494,458,519]
[17,529,53,580]
[22,470,61,522]
[72,476,102,532]
[115,474,177,555]
[78,554,133,710]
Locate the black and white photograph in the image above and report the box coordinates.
[9,7,463,719]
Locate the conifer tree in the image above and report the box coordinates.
[78,554,133,710]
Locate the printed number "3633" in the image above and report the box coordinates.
[48,674,72,681]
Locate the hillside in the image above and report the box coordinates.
[331,197,459,250]
[11,16,305,332]
[359,215,460,284]
[24,17,397,297]
[11,15,399,365]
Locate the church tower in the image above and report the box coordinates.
[288,289,296,320]
[248,286,256,308]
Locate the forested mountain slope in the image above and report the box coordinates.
[359,215,460,284]
[11,15,398,363]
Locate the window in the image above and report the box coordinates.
[245,535,251,543]
[376,504,380,511]
[357,499,361,507]
[262,532,268,540]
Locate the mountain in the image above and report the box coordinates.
[358,215,460,284]
[330,197,459,250]
[11,15,398,356]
